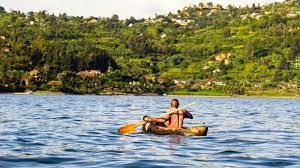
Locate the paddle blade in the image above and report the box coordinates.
[118,124,138,134]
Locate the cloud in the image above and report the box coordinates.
[0,0,285,19]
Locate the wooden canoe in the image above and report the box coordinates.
[143,125,208,136]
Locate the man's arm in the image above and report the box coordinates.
[183,109,193,119]
[149,114,170,123]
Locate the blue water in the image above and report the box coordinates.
[0,95,299,167]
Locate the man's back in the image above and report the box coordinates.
[167,108,193,129]
[143,99,193,130]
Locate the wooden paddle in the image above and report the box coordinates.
[118,102,197,134]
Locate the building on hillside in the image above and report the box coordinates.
[173,79,188,89]
[207,80,226,86]
[241,15,248,20]
[144,18,163,24]
[255,15,262,20]
[161,34,167,38]
[172,19,194,26]
[3,47,11,52]
[278,83,299,89]
[287,13,298,18]
[265,11,272,15]
[212,69,221,74]
[210,9,219,14]
[89,19,98,23]
[155,77,166,84]
[287,83,299,89]
[250,13,262,20]
[241,13,262,20]
[128,23,134,27]
[29,69,47,83]
[192,82,207,90]
[173,79,188,85]
[214,53,231,61]
[250,13,259,18]
[77,70,101,77]
[202,65,209,70]
[30,69,38,77]
[197,4,222,10]
[212,53,231,65]
[252,83,261,88]
[0,35,5,40]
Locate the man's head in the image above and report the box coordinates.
[171,99,179,108]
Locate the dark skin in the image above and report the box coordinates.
[148,100,179,123]
[147,100,193,128]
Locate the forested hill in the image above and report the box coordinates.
[0,1,299,96]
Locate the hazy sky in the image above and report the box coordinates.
[0,0,285,19]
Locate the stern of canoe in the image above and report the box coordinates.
[145,125,208,136]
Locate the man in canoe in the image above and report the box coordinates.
[143,99,193,130]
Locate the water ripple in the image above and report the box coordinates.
[0,94,299,167]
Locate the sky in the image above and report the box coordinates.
[0,0,285,19]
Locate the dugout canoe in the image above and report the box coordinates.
[143,125,208,136]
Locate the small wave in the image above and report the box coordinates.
[248,112,260,115]
[1,95,299,167]
[86,131,100,135]
[0,156,77,164]
[16,137,30,143]
[217,150,242,155]
[64,148,81,152]
[46,108,55,112]
[14,138,46,146]
[49,116,71,120]
[253,158,295,167]
[118,159,179,168]
[219,138,265,145]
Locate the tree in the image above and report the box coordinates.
[223,28,231,37]
[88,48,119,73]
[127,34,153,57]
[0,1,298,95]
[125,16,137,25]
[291,37,300,60]
[0,6,5,13]
[251,3,257,11]
[58,13,68,21]
[111,14,119,21]
[244,41,254,61]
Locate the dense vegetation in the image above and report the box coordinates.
[0,1,299,96]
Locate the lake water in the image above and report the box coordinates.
[0,94,299,167]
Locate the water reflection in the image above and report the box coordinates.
[169,136,183,144]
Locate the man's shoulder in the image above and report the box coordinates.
[178,109,186,114]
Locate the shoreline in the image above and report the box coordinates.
[166,94,300,99]
[1,91,299,98]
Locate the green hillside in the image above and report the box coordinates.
[0,1,299,96]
